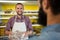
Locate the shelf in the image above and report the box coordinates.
[0,13,38,16]
[0,17,38,19]
[0,17,10,19]
[0,14,16,15]
[0,24,41,28]
[23,13,38,16]
[32,24,41,26]
[29,17,38,19]
[0,26,6,28]
[0,36,8,38]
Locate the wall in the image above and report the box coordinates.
[2,3,38,10]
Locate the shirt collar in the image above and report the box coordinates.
[42,23,60,32]
[47,23,60,27]
[16,15,25,20]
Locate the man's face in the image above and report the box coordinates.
[15,4,24,15]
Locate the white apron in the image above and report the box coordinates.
[10,16,28,40]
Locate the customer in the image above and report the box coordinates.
[29,0,60,40]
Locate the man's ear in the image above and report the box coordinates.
[43,0,49,9]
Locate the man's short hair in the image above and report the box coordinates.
[40,0,60,15]
[48,0,60,15]
[16,3,24,6]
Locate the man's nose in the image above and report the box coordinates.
[18,10,22,12]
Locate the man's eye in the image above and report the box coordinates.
[21,8,23,9]
[17,8,19,9]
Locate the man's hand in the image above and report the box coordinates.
[24,31,33,37]
[5,31,12,35]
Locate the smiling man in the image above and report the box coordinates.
[5,3,33,40]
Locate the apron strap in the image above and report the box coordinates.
[14,15,17,22]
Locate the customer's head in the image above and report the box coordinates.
[38,0,47,26]
[41,0,60,25]
[15,3,24,16]
[42,0,60,15]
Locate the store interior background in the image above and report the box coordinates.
[0,1,43,36]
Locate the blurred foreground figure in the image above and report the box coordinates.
[29,0,60,40]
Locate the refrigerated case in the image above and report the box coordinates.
[0,1,43,36]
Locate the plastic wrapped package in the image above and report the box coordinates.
[9,32,28,40]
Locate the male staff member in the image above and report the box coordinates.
[5,3,33,38]
[29,0,60,40]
